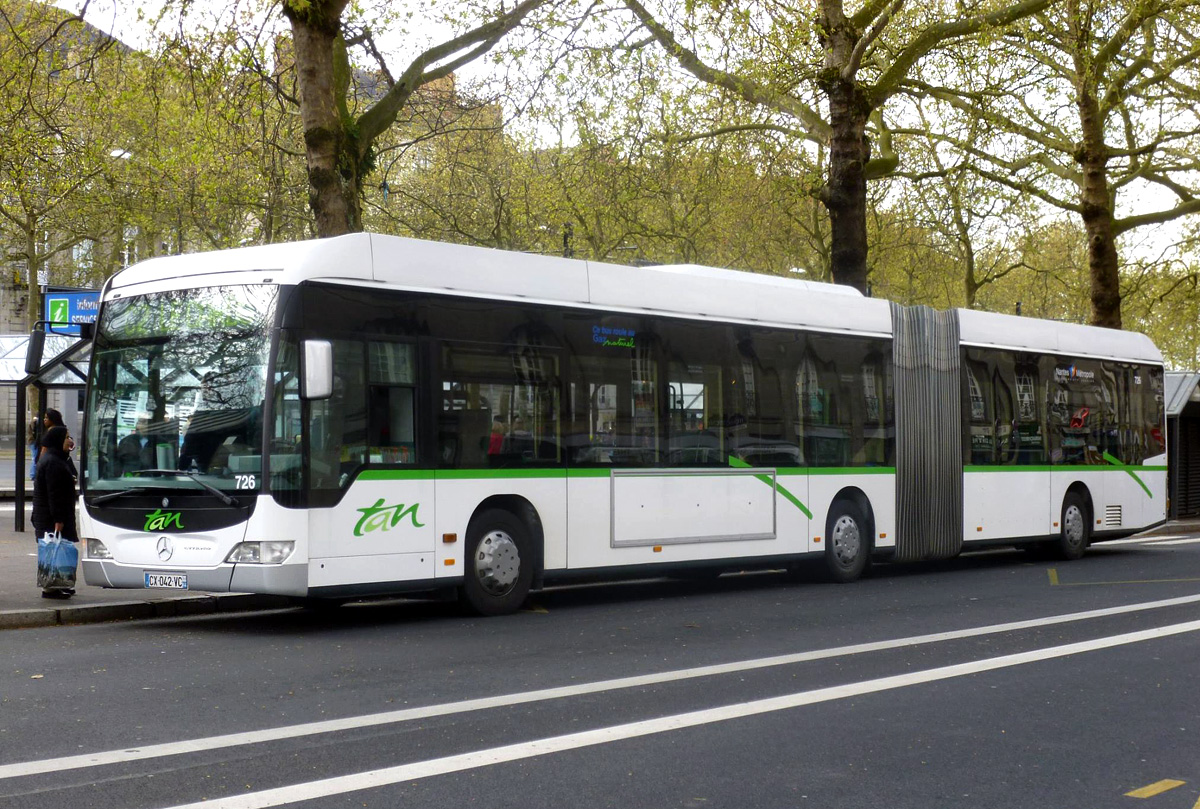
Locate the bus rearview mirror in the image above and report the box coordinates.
[301,339,333,400]
[25,326,45,376]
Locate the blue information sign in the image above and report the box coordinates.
[43,289,100,336]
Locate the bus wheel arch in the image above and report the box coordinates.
[461,496,543,616]
[1058,484,1092,560]
[823,488,874,583]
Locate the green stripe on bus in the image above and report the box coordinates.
[728,457,813,519]
[1102,451,1154,498]
[964,465,1167,474]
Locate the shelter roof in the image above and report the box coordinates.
[0,333,89,385]
[1165,371,1200,417]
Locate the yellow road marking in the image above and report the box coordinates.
[1193,794,1200,809]
[1046,567,1200,587]
[1057,577,1200,587]
[1125,779,1186,798]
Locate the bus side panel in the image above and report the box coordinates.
[611,471,775,545]
[962,470,1050,543]
[807,473,895,552]
[1134,461,1168,528]
[1095,464,1166,532]
[433,476,567,575]
[308,478,436,587]
[777,470,812,551]
[565,471,812,569]
[565,475,609,570]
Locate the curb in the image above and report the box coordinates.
[0,593,294,630]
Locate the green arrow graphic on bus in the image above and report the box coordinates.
[1102,452,1153,499]
[727,457,813,519]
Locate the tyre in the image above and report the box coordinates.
[1057,491,1090,560]
[461,508,534,616]
[824,499,870,583]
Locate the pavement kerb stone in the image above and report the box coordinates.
[0,608,57,629]
[58,601,157,625]
[0,593,297,630]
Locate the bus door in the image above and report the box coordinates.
[437,341,566,569]
[305,338,436,590]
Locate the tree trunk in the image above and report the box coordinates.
[1069,1,1121,330]
[24,227,42,421]
[284,1,361,238]
[817,4,871,295]
[1075,96,1121,329]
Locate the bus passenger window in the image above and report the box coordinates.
[439,343,561,468]
[368,342,417,464]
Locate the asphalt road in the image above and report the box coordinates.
[2,533,1200,809]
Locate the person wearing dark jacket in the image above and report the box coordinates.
[43,408,77,480]
[33,426,78,599]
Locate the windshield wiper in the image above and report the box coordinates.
[108,469,240,507]
[89,487,152,506]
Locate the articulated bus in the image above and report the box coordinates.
[79,234,1167,614]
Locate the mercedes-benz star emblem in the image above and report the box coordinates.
[156,536,174,562]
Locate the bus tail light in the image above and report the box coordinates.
[226,541,295,564]
[86,538,111,559]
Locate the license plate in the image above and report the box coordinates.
[145,572,188,589]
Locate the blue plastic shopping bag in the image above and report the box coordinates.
[36,533,78,590]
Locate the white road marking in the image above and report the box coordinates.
[159,617,1200,809]
[3,592,1200,781]
[1100,534,1192,546]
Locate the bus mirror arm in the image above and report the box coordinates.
[301,339,333,400]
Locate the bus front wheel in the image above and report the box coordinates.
[824,500,870,583]
[462,509,534,616]
[1057,492,1090,560]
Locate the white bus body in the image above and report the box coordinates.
[78,234,1167,613]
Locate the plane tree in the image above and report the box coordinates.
[620,0,1053,293]
[905,0,1200,327]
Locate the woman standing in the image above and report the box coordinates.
[33,426,78,599]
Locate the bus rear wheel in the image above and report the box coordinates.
[461,509,534,616]
[1057,492,1090,560]
[824,500,870,583]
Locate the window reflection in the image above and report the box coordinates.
[85,285,277,492]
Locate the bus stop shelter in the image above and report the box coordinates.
[1,332,91,531]
[1166,372,1200,519]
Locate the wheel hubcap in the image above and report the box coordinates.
[474,530,521,596]
[1064,504,1084,547]
[831,515,861,566]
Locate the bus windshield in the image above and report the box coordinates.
[84,285,278,494]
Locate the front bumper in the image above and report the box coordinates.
[82,559,308,596]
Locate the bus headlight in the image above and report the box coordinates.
[86,538,111,559]
[226,541,295,565]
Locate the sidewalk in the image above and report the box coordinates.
[0,505,293,630]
